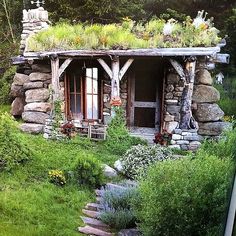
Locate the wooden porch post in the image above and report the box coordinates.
[169,57,197,129]
[51,56,60,102]
[111,56,120,99]
[97,56,134,106]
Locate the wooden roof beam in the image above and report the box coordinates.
[58,58,73,77]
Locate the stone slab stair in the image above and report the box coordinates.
[78,186,114,236]
[78,183,140,236]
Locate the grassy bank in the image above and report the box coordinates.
[0,132,119,236]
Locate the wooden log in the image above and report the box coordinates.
[97,58,112,79]
[213,53,230,64]
[111,56,120,98]
[179,60,197,129]
[169,59,185,79]
[58,58,73,77]
[24,46,221,59]
[51,56,60,101]
[119,58,134,80]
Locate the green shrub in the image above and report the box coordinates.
[199,128,236,160]
[74,154,104,188]
[99,184,138,230]
[0,67,16,104]
[134,155,233,236]
[106,107,146,155]
[0,112,31,170]
[120,144,176,179]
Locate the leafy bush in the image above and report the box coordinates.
[106,107,146,155]
[215,78,236,116]
[99,183,138,230]
[74,154,104,188]
[0,112,31,170]
[48,169,66,186]
[0,66,16,104]
[134,155,233,236]
[120,144,176,179]
[198,128,236,160]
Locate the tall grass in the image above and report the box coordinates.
[27,16,221,52]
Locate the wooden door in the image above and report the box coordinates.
[130,65,162,131]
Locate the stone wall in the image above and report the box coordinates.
[163,63,229,150]
[20,7,49,54]
[102,74,128,124]
[11,63,52,134]
[192,68,229,137]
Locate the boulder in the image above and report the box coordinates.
[194,103,224,122]
[12,73,29,86]
[167,73,180,84]
[31,64,51,73]
[20,123,44,134]
[29,72,51,82]
[23,81,43,90]
[102,164,118,178]
[22,111,49,124]
[198,122,231,136]
[10,84,24,97]
[114,160,123,172]
[25,88,50,103]
[24,102,51,113]
[11,97,25,116]
[189,141,201,151]
[195,69,213,85]
[193,85,220,103]
[164,121,178,133]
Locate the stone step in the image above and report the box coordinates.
[85,203,103,211]
[82,209,100,219]
[96,197,102,203]
[78,225,114,236]
[106,183,128,190]
[80,216,110,231]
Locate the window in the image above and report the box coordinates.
[86,68,98,120]
[65,68,99,120]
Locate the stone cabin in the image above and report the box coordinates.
[11,7,230,150]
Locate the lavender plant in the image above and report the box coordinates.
[99,184,138,230]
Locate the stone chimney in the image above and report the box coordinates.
[20,7,50,54]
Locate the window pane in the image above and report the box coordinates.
[93,68,98,79]
[93,77,98,94]
[70,77,74,92]
[86,77,92,94]
[93,95,98,119]
[86,68,92,78]
[76,76,81,92]
[87,94,93,119]
[76,95,81,114]
[70,94,75,113]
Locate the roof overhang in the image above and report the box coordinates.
[23,46,222,58]
[12,46,230,65]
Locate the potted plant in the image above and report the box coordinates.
[153,129,172,146]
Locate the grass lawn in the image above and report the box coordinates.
[0,130,119,236]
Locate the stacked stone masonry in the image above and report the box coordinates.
[11,63,52,134]
[103,74,128,125]
[163,63,229,150]
[20,7,49,54]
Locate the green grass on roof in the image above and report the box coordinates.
[27,16,221,52]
